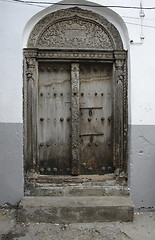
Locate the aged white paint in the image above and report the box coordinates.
[0,0,155,208]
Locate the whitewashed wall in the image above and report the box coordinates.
[0,0,155,209]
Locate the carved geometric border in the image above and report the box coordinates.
[28,7,123,50]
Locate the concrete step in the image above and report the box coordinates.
[25,184,129,197]
[18,196,134,223]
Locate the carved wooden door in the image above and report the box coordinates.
[38,62,113,175]
[38,62,71,175]
[79,63,113,174]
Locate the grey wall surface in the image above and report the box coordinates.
[0,123,155,210]
[0,123,23,205]
[130,125,155,210]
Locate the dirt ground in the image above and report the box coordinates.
[0,205,155,240]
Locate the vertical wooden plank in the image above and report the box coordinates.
[114,51,127,174]
[71,63,80,175]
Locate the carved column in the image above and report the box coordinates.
[114,51,127,174]
[24,50,38,174]
[71,63,80,175]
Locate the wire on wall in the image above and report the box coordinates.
[1,0,155,10]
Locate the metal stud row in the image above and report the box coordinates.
[40,117,71,122]
[80,93,104,97]
[40,167,70,173]
[81,164,112,172]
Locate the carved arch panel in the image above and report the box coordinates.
[28,7,123,50]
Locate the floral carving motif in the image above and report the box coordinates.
[28,7,123,50]
[36,18,113,50]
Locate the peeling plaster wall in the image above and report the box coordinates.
[0,0,155,208]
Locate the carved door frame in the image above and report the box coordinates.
[23,7,128,179]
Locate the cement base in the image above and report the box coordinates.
[1,206,155,240]
[18,196,134,223]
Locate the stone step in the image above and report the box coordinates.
[25,184,129,197]
[18,196,134,223]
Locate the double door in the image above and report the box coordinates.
[38,62,113,175]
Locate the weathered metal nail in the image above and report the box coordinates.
[47,168,51,172]
[108,117,111,121]
[53,168,57,172]
[54,93,57,97]
[82,163,86,167]
[66,168,70,172]
[101,117,105,121]
[40,143,43,147]
[60,117,64,121]
[88,167,93,171]
[88,118,91,122]
[47,67,51,72]
[101,93,104,96]
[40,117,44,121]
[101,167,105,171]
[46,143,50,147]
[81,93,84,96]
[40,93,43,96]
[40,168,44,172]
[88,142,92,146]
[108,141,111,147]
[95,142,98,146]
[67,117,70,121]
[95,92,97,96]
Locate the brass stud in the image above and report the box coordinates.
[95,142,98,146]
[108,166,112,171]
[47,67,51,72]
[82,163,86,167]
[53,167,57,172]
[73,144,77,148]
[88,142,92,146]
[101,167,105,171]
[46,143,50,147]
[108,141,111,147]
